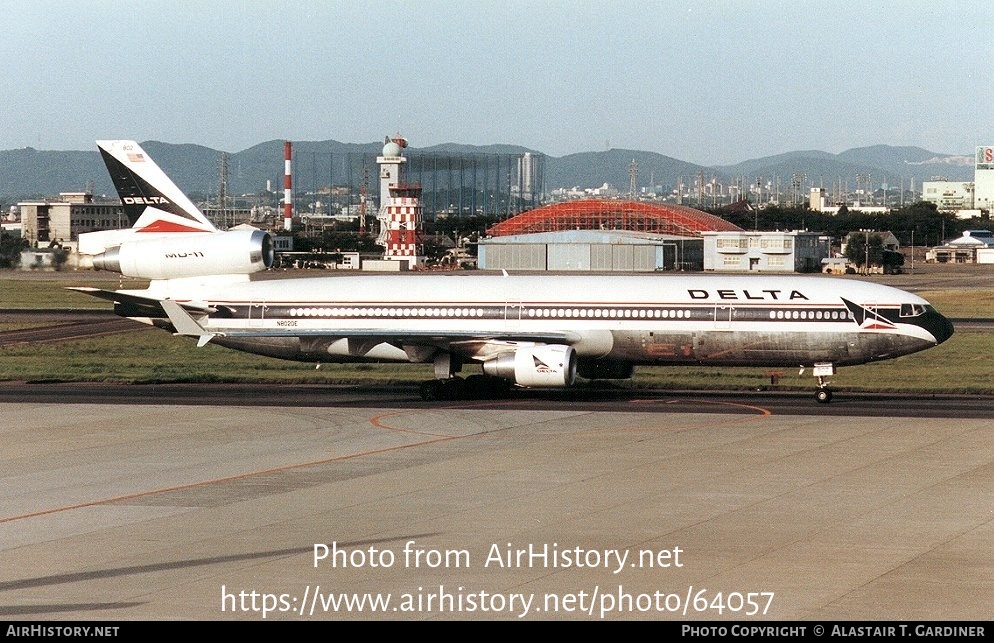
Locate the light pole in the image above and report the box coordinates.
[865,229,870,275]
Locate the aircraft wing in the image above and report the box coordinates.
[218,327,579,348]
[159,298,579,356]
[68,287,215,316]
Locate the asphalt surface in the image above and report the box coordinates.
[0,380,992,420]
[1,396,990,621]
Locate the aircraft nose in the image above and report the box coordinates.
[928,309,955,344]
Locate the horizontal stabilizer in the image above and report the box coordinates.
[160,299,216,347]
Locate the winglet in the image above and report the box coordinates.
[160,299,216,347]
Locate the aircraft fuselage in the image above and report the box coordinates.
[125,272,952,370]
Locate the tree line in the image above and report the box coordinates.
[710,201,981,249]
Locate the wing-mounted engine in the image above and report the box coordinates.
[91,229,274,279]
[482,344,577,388]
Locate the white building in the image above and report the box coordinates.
[922,180,975,211]
[926,229,994,264]
[921,145,994,215]
[702,230,831,272]
[974,146,994,211]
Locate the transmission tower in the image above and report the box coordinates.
[359,162,369,234]
[218,152,229,228]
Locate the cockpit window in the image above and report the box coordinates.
[900,303,927,317]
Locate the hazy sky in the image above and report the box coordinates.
[4,1,991,165]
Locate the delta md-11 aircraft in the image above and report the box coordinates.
[73,140,954,402]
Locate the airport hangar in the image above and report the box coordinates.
[475,198,830,273]
[478,199,734,272]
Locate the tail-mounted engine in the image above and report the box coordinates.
[482,344,577,388]
[91,229,274,280]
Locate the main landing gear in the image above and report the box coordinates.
[419,375,512,401]
[420,352,512,401]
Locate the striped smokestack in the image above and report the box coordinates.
[283,140,293,231]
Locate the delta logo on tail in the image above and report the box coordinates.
[96,140,216,234]
[841,298,896,330]
[98,147,194,225]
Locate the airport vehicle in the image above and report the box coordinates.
[74,140,954,402]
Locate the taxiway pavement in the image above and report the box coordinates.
[1,397,991,621]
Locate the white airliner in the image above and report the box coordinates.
[74,140,954,402]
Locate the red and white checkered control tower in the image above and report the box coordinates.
[376,136,424,268]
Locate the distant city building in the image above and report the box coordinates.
[17,192,126,249]
[809,188,889,214]
[272,235,294,252]
[515,152,537,199]
[920,146,994,216]
[973,146,994,210]
[809,187,829,211]
[702,230,831,272]
[200,207,256,228]
[921,181,975,211]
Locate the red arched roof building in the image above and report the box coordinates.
[487,199,742,237]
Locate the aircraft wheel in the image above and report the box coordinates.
[462,374,488,399]
[815,388,833,404]
[462,374,513,399]
[439,377,463,400]
[419,380,442,401]
[490,377,512,398]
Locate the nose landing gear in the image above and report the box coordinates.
[810,362,836,404]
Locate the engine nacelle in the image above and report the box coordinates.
[91,229,274,279]
[482,344,577,388]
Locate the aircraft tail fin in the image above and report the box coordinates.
[96,140,217,233]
